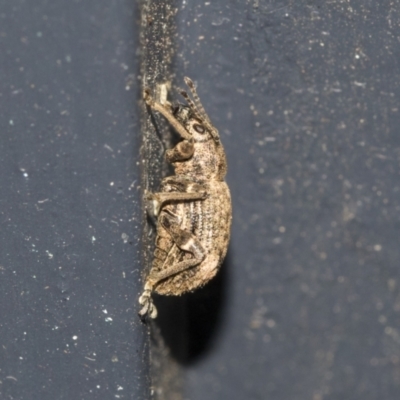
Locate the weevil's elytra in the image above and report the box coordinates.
[139,77,232,320]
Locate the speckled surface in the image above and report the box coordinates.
[171,1,400,399]
[2,0,400,399]
[0,1,149,399]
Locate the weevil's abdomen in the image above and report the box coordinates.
[154,180,231,296]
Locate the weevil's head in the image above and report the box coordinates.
[169,77,227,180]
[172,103,227,180]
[172,104,216,143]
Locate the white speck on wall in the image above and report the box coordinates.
[9,120,14,125]
[72,336,78,341]
[20,168,28,178]
[102,309,108,314]
[354,81,366,88]
[121,233,129,243]
[91,236,96,243]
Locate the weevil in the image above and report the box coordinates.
[139,77,232,319]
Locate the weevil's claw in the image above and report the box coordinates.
[138,289,158,321]
[143,88,154,106]
[144,190,161,222]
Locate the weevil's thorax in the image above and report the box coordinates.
[172,105,227,181]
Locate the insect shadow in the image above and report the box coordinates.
[153,249,231,365]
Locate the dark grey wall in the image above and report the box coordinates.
[173,1,400,400]
[1,1,400,399]
[0,1,150,399]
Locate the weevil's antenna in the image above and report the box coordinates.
[179,89,203,121]
[144,88,192,141]
[184,77,211,124]
[182,77,220,142]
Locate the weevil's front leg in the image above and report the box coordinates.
[144,88,192,141]
[138,211,206,320]
[144,88,194,161]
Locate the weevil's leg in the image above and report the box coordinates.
[138,282,158,320]
[138,212,206,319]
[161,176,209,195]
[146,189,207,218]
[145,178,208,217]
[152,211,206,278]
[144,88,192,141]
[145,190,207,219]
[165,139,194,162]
[139,256,203,319]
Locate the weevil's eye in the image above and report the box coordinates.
[193,123,205,134]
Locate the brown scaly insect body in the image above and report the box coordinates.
[139,77,231,319]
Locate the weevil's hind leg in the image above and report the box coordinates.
[138,212,206,319]
[138,281,158,320]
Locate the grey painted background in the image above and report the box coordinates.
[1,1,400,399]
[173,1,400,400]
[0,1,149,399]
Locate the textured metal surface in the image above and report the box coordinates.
[0,1,150,399]
[172,1,400,399]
